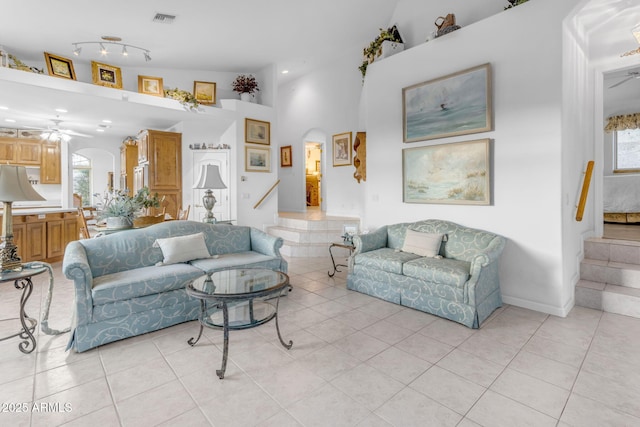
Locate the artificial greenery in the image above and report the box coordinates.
[359,25,403,79]
[504,0,529,9]
[164,87,199,110]
[98,187,161,221]
[8,54,43,73]
[232,74,259,94]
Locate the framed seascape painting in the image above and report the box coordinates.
[245,146,270,172]
[403,63,492,143]
[245,118,270,145]
[44,52,76,80]
[403,138,491,205]
[332,132,352,167]
[91,61,123,89]
[138,75,164,97]
[193,81,216,105]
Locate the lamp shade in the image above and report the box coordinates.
[0,165,45,202]
[193,164,227,190]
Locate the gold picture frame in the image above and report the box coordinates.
[245,118,270,145]
[91,61,123,89]
[280,145,292,167]
[44,52,76,80]
[332,132,352,167]
[245,146,271,172]
[138,75,164,97]
[193,81,216,105]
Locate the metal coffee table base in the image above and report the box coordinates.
[188,285,293,379]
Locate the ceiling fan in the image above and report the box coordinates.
[24,116,92,141]
[608,71,640,89]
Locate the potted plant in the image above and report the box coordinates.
[359,25,404,80]
[504,0,529,9]
[232,74,259,101]
[98,187,161,229]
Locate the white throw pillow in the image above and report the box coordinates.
[153,232,211,265]
[401,229,443,258]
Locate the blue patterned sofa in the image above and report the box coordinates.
[347,220,505,328]
[63,220,286,352]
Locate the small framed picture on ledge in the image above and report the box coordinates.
[280,146,292,167]
[138,75,164,97]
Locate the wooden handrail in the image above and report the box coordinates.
[253,179,281,209]
[576,160,594,221]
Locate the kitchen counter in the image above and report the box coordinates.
[0,207,75,216]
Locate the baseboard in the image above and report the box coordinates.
[502,294,573,318]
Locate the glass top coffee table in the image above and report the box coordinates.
[185,268,293,379]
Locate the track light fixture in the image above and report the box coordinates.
[71,36,151,61]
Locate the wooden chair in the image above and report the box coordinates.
[177,205,190,220]
[77,207,91,239]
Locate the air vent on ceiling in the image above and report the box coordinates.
[152,13,176,24]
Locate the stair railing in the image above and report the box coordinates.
[576,160,594,221]
[253,179,280,209]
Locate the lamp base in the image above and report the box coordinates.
[0,240,22,272]
[202,190,218,224]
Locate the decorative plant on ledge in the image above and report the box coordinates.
[359,25,403,79]
[232,74,260,94]
[164,87,199,110]
[504,0,529,9]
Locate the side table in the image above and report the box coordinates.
[0,265,47,353]
[328,241,355,277]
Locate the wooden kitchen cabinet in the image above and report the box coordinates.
[16,140,41,165]
[120,143,138,196]
[47,219,65,259]
[13,223,25,261]
[41,141,61,184]
[136,129,182,218]
[26,221,47,261]
[0,138,17,163]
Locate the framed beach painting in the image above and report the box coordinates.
[403,63,492,143]
[403,138,491,205]
[245,118,270,145]
[193,81,216,105]
[138,75,164,97]
[245,146,270,172]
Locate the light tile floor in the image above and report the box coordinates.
[1,256,640,426]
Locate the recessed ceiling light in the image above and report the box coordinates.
[55,108,68,113]
[0,106,8,110]
[102,119,112,123]
[5,119,16,123]
[96,128,105,132]
[281,70,289,74]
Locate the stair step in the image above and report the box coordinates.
[580,259,640,289]
[276,216,360,231]
[268,226,343,244]
[576,280,640,319]
[280,241,351,258]
[584,238,640,264]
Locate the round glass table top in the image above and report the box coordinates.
[187,268,289,298]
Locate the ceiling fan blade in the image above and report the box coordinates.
[609,76,634,88]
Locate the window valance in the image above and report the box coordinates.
[605,113,640,132]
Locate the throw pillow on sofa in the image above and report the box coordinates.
[153,232,212,265]
[402,229,443,258]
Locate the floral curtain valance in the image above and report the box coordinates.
[605,113,640,132]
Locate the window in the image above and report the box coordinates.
[72,153,92,206]
[615,129,640,173]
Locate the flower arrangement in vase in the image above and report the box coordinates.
[232,74,259,101]
[164,87,199,110]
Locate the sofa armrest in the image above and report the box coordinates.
[250,228,284,258]
[62,241,94,327]
[465,236,506,304]
[353,226,388,256]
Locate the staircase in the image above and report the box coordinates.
[266,213,360,257]
[576,237,640,318]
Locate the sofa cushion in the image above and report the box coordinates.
[402,229,443,258]
[154,232,211,265]
[402,257,471,288]
[354,248,422,275]
[189,251,281,273]
[92,263,203,305]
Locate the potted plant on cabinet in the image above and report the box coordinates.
[232,74,259,102]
